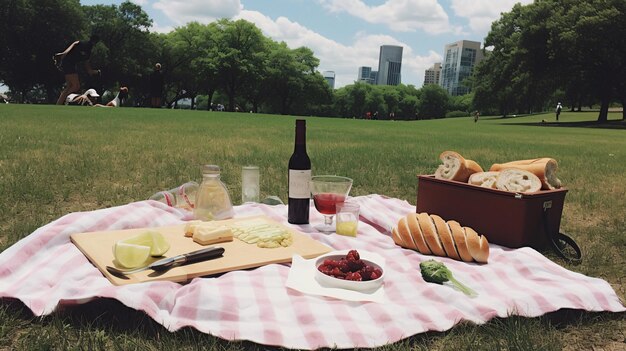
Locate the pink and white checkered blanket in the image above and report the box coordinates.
[0,195,623,349]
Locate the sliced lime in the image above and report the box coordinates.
[113,242,151,268]
[118,231,170,257]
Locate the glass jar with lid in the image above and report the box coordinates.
[194,165,234,221]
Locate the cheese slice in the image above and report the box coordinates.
[193,225,233,245]
[184,220,205,237]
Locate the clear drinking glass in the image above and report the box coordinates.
[310,175,353,233]
[335,201,360,236]
[241,166,260,203]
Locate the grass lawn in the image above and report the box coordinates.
[0,105,624,350]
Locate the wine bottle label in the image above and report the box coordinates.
[289,169,311,198]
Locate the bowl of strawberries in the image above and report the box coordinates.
[314,249,385,292]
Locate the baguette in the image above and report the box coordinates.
[489,157,561,190]
[392,212,489,263]
[434,151,483,183]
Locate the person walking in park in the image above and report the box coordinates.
[474,110,480,123]
[54,34,101,105]
[149,63,164,108]
[556,102,563,121]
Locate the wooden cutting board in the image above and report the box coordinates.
[70,215,332,286]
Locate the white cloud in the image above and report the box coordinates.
[153,0,242,25]
[150,22,174,34]
[450,0,533,33]
[238,10,440,88]
[130,0,149,6]
[317,0,461,34]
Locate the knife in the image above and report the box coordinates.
[106,246,225,277]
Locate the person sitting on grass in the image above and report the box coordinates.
[65,88,100,106]
[94,87,128,107]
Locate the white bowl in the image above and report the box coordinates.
[314,250,385,292]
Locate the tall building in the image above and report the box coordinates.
[369,70,378,84]
[357,67,377,84]
[376,45,403,86]
[423,63,441,86]
[439,40,484,96]
[357,66,372,83]
[322,71,335,89]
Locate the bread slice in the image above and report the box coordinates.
[397,216,419,251]
[417,212,446,257]
[469,171,499,189]
[430,214,460,260]
[391,226,404,247]
[495,168,542,193]
[448,220,473,262]
[406,213,432,255]
[464,226,489,263]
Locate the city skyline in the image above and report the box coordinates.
[77,0,532,89]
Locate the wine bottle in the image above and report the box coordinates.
[288,119,311,224]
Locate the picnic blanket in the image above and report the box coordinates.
[0,195,624,349]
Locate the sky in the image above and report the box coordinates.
[83,0,530,89]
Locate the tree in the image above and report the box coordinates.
[474,0,626,121]
[418,84,449,119]
[449,93,473,113]
[554,0,625,121]
[0,0,85,103]
[165,22,215,108]
[264,41,303,115]
[83,1,153,99]
[215,19,266,111]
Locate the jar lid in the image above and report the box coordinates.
[202,164,221,174]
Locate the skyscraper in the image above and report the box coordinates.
[376,45,403,86]
[357,66,372,83]
[322,71,335,89]
[423,63,442,86]
[357,67,377,84]
[439,40,484,96]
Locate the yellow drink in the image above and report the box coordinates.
[336,220,358,237]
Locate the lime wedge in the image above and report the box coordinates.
[145,231,170,256]
[113,242,151,268]
[118,231,171,257]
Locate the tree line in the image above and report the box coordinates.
[473,0,625,121]
[1,0,623,121]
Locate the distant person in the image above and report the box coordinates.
[54,34,101,105]
[94,87,128,107]
[474,110,480,123]
[65,88,99,106]
[556,102,562,121]
[149,63,164,108]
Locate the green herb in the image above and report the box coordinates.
[419,259,477,297]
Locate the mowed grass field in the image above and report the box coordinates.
[0,104,624,350]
